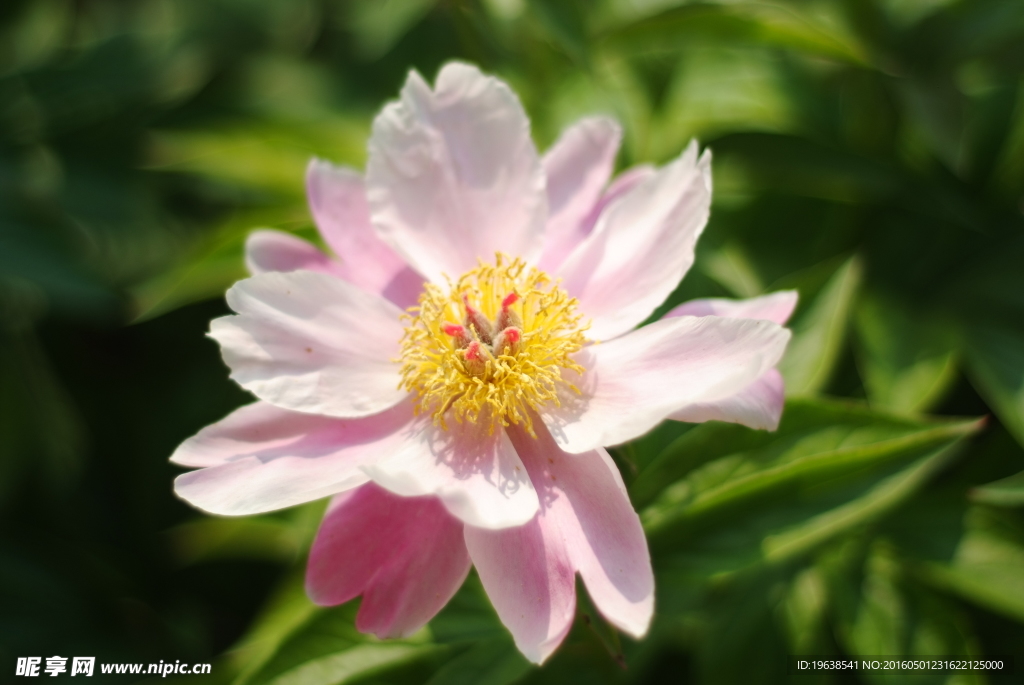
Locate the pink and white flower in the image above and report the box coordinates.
[171,63,793,664]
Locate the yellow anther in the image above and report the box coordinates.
[398,254,588,435]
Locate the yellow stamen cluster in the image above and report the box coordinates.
[398,254,588,435]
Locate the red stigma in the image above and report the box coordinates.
[465,341,482,360]
[442,323,465,337]
[503,328,521,344]
[502,292,519,309]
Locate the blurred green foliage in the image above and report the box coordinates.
[2,0,1024,683]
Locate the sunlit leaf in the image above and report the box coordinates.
[602,3,869,66]
[148,120,368,196]
[168,518,301,565]
[347,0,438,60]
[970,469,1024,507]
[168,501,325,565]
[647,45,796,157]
[700,242,765,298]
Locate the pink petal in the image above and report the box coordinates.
[307,484,471,638]
[306,160,424,308]
[538,117,621,272]
[172,401,414,515]
[362,415,539,529]
[556,142,712,341]
[464,516,576,665]
[465,420,654,663]
[245,230,344,278]
[209,271,406,418]
[668,368,786,431]
[664,290,799,326]
[366,63,545,283]
[542,314,792,454]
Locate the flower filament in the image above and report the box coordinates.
[399,255,588,435]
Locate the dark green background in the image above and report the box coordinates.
[2,1,1024,683]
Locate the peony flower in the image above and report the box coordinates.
[171,63,793,664]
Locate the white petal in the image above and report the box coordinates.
[306,159,424,308]
[661,292,796,430]
[668,368,786,431]
[366,63,545,283]
[538,117,621,272]
[557,143,712,341]
[362,415,539,530]
[464,420,654,664]
[542,315,791,453]
[209,270,406,418]
[664,290,798,326]
[541,164,656,269]
[507,423,653,638]
[172,401,415,516]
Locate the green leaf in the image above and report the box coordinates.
[779,256,862,396]
[168,517,301,565]
[701,242,765,298]
[779,565,830,656]
[231,573,325,685]
[423,638,531,685]
[761,441,963,563]
[639,398,980,582]
[633,397,971,510]
[964,323,1024,447]
[840,545,907,659]
[687,568,792,683]
[824,543,986,683]
[854,292,958,413]
[915,506,1024,624]
[264,643,442,685]
[129,217,320,321]
[238,597,442,685]
[526,0,591,66]
[427,572,509,645]
[231,572,504,685]
[971,469,1024,507]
